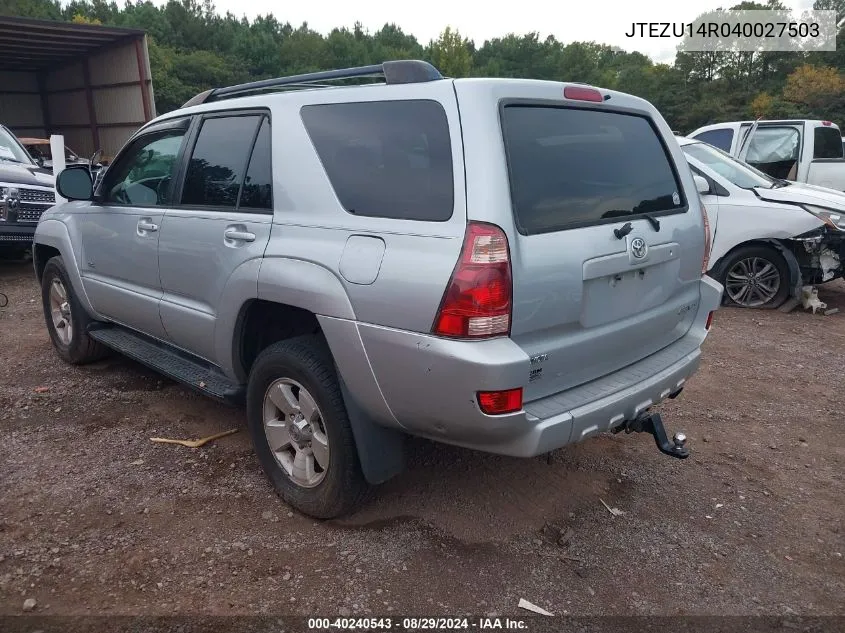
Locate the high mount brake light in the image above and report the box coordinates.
[563,86,604,102]
[432,222,513,339]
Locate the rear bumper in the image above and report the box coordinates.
[354,275,723,457]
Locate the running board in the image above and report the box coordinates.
[87,324,245,405]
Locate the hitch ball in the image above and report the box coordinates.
[673,432,687,450]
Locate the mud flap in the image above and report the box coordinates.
[338,375,406,485]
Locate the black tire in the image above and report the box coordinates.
[246,335,369,519]
[719,244,790,309]
[41,256,109,364]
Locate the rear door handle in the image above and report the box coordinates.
[137,220,158,232]
[224,228,256,242]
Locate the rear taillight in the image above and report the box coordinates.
[432,222,512,339]
[705,311,714,330]
[477,388,523,415]
[701,202,712,275]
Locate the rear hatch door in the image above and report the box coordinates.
[457,80,707,402]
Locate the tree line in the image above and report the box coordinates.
[3,0,844,132]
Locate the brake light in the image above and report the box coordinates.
[701,202,712,275]
[564,86,603,102]
[822,121,833,126]
[432,222,512,339]
[478,388,523,415]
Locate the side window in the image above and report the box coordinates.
[103,131,186,206]
[239,117,273,211]
[180,115,261,208]
[692,128,734,152]
[813,126,844,159]
[301,100,454,222]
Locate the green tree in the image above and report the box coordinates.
[428,27,473,77]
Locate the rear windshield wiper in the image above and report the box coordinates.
[603,209,661,232]
[641,212,661,231]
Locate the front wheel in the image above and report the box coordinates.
[40,256,108,364]
[246,335,369,519]
[720,245,790,309]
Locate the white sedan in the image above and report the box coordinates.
[678,136,845,309]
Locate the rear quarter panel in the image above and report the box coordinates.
[806,161,845,192]
[258,81,467,334]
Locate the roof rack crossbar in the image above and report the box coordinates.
[181,60,443,109]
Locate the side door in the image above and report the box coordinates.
[157,110,273,362]
[79,117,190,339]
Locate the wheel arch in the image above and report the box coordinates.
[231,302,406,487]
[710,238,802,301]
[224,265,405,486]
[32,220,100,318]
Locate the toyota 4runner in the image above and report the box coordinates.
[33,61,723,518]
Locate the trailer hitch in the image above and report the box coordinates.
[612,412,689,459]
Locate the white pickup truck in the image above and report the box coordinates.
[688,120,845,193]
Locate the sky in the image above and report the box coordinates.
[141,0,819,63]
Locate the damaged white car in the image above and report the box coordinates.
[679,136,844,309]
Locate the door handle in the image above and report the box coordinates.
[224,228,256,242]
[137,220,158,232]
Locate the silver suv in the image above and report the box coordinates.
[33,61,723,518]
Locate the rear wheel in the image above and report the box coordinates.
[40,256,109,364]
[246,335,369,519]
[720,245,789,309]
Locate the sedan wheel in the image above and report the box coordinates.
[725,256,782,308]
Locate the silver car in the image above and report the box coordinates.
[33,61,723,518]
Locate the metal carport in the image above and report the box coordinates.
[0,16,155,161]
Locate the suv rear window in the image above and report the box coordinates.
[501,105,686,235]
[814,125,844,159]
[301,100,454,221]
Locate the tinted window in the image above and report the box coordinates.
[239,117,272,210]
[692,128,734,152]
[103,131,185,206]
[181,115,261,208]
[501,106,685,235]
[301,100,454,221]
[814,126,844,159]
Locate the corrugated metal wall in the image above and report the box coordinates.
[0,71,46,137]
[0,35,154,162]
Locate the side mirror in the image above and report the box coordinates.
[693,175,711,195]
[56,166,94,201]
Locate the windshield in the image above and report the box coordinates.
[0,128,33,165]
[682,141,776,190]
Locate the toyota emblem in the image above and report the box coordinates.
[630,237,648,259]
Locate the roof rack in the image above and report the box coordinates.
[181,59,444,108]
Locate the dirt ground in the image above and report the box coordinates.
[1,258,843,619]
